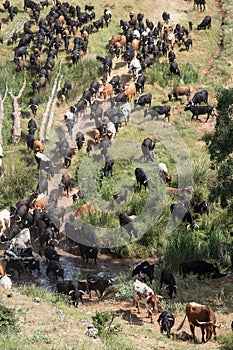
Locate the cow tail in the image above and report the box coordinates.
[176,314,186,331]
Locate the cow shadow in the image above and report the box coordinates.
[114,308,144,326]
[114,61,127,70]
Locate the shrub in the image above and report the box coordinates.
[0,302,19,333]
[219,333,233,350]
[92,310,122,339]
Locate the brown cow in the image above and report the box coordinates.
[93,129,101,143]
[33,140,44,153]
[168,86,191,101]
[100,83,113,101]
[109,34,119,51]
[166,186,192,198]
[177,302,220,343]
[61,173,71,196]
[75,202,95,217]
[60,94,66,106]
[124,83,136,102]
[32,193,48,210]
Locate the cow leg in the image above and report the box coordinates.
[190,324,197,343]
[201,327,206,343]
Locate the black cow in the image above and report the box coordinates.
[64,148,75,168]
[5,258,24,276]
[135,168,148,191]
[75,132,85,150]
[132,260,155,284]
[78,242,98,264]
[144,106,171,122]
[180,260,220,278]
[24,257,40,274]
[102,157,114,177]
[160,269,177,299]
[194,0,206,11]
[162,12,170,24]
[104,9,112,27]
[184,102,214,122]
[168,50,176,63]
[14,46,28,60]
[193,200,209,215]
[87,274,113,298]
[28,98,38,117]
[157,311,175,338]
[135,75,146,93]
[3,0,10,10]
[197,16,211,30]
[40,243,60,262]
[26,133,35,151]
[191,90,208,105]
[170,61,180,76]
[170,202,195,230]
[46,260,64,280]
[36,176,48,195]
[61,174,71,196]
[119,213,138,241]
[56,280,79,307]
[134,93,152,108]
[184,38,193,51]
[141,138,155,161]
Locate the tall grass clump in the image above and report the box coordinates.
[163,228,204,270]
[219,333,233,350]
[181,63,199,85]
[0,302,19,333]
[0,157,37,209]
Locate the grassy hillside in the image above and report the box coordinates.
[0,0,233,349]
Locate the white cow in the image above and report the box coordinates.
[120,102,132,125]
[106,122,116,141]
[0,275,12,289]
[129,58,141,80]
[157,162,169,183]
[0,209,10,238]
[133,279,162,323]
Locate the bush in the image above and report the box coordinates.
[0,302,19,333]
[219,333,233,350]
[92,310,122,339]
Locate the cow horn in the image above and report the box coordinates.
[196,320,213,325]
[168,317,174,321]
[164,284,169,289]
[68,290,75,295]
[157,295,163,299]
[174,285,178,288]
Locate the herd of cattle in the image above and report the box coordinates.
[0,0,229,345]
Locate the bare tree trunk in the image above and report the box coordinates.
[40,61,62,142]
[0,81,8,155]
[8,72,27,143]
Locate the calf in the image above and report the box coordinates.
[157,311,175,337]
[179,260,220,278]
[160,269,177,299]
[134,93,152,108]
[132,260,155,284]
[87,274,113,298]
[133,279,162,323]
[144,106,171,122]
[135,168,148,191]
[184,102,214,122]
